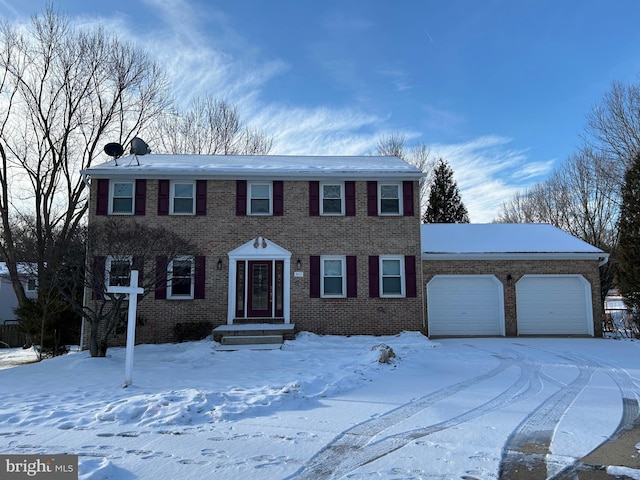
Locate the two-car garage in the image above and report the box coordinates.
[427,274,595,337]
[422,224,608,338]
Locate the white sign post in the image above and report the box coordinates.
[107,270,144,387]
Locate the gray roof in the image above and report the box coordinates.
[421,223,608,263]
[82,154,424,180]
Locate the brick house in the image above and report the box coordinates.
[422,223,609,337]
[81,154,425,346]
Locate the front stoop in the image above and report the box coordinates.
[212,323,295,350]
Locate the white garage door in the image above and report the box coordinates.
[427,275,505,336]
[516,275,593,336]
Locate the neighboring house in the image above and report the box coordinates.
[421,223,609,337]
[0,262,38,323]
[81,154,425,346]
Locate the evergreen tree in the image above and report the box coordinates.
[617,152,640,311]
[423,159,470,223]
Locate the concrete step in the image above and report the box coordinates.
[220,334,283,346]
[213,323,295,342]
[215,343,282,351]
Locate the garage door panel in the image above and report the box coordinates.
[427,275,504,336]
[516,275,593,335]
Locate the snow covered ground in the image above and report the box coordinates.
[1,332,640,479]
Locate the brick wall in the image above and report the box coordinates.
[84,179,425,346]
[422,259,604,337]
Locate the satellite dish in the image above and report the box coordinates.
[130,137,151,156]
[104,142,124,158]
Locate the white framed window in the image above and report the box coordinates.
[106,256,132,289]
[378,183,402,215]
[380,255,405,297]
[168,256,194,299]
[248,182,272,215]
[171,182,195,215]
[321,256,346,298]
[321,183,344,215]
[110,182,134,214]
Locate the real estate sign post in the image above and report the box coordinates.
[107,270,144,387]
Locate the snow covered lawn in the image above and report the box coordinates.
[1,333,640,479]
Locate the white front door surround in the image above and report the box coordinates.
[227,237,291,324]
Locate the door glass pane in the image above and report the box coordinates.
[275,262,283,313]
[236,261,245,314]
[251,264,268,310]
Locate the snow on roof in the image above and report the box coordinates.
[82,154,424,180]
[421,223,607,260]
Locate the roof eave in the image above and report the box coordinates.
[422,252,609,265]
[80,169,424,181]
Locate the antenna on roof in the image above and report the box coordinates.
[104,142,124,166]
[130,137,151,166]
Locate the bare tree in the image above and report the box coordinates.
[59,219,198,357]
[0,7,170,314]
[152,95,272,155]
[585,80,640,168]
[375,134,435,213]
[496,149,619,301]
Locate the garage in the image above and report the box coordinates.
[427,275,505,336]
[516,275,594,336]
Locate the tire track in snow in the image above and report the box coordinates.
[547,351,640,479]
[498,361,594,480]
[291,349,541,480]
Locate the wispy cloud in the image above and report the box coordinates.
[49,1,548,222]
[431,136,555,222]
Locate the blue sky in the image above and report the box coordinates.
[3,0,640,221]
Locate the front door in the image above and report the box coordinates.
[247,261,272,317]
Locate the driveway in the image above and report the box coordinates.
[283,338,640,480]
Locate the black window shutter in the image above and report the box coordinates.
[155,256,168,300]
[196,180,207,216]
[346,255,357,298]
[236,180,247,216]
[367,181,378,216]
[273,181,284,216]
[96,179,109,215]
[132,256,144,288]
[404,255,417,297]
[158,180,170,216]
[403,181,414,216]
[345,181,356,216]
[135,179,146,216]
[310,255,320,298]
[92,256,106,300]
[194,256,206,299]
[368,255,379,298]
[309,181,319,216]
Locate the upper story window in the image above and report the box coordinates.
[321,256,346,298]
[106,256,132,289]
[380,255,405,297]
[168,256,194,299]
[171,182,195,215]
[110,182,134,214]
[321,183,344,215]
[378,184,402,215]
[248,182,272,215]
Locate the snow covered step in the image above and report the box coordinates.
[220,334,283,346]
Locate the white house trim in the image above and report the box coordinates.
[227,237,291,325]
